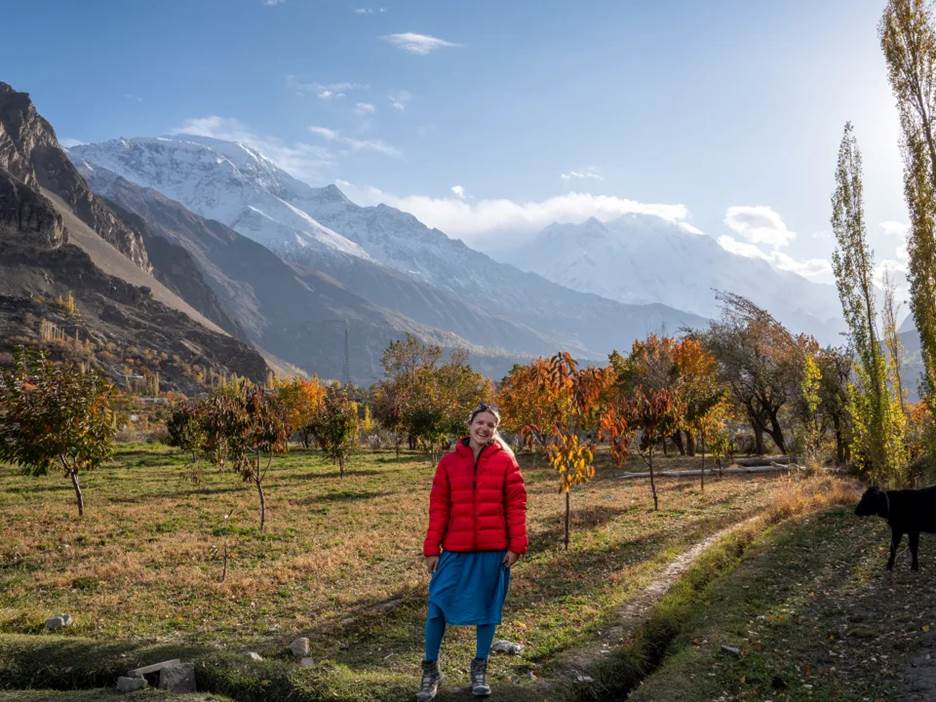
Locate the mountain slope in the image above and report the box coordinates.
[70,136,709,358]
[77,164,534,383]
[493,215,845,342]
[0,82,268,391]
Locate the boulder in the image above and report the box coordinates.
[491,639,524,655]
[289,636,310,657]
[246,651,264,662]
[116,676,147,692]
[44,613,72,630]
[158,662,196,693]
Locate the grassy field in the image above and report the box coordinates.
[0,444,849,699]
[628,506,936,702]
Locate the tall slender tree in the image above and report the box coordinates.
[881,0,936,410]
[830,122,906,483]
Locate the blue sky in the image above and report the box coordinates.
[2,0,910,292]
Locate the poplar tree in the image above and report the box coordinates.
[830,122,906,483]
[881,0,936,409]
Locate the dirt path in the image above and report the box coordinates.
[436,516,756,701]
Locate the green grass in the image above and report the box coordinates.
[627,507,936,702]
[0,444,811,700]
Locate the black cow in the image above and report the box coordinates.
[855,485,936,571]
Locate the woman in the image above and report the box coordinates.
[417,403,528,701]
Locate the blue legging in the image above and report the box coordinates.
[424,615,496,662]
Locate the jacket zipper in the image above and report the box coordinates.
[472,444,486,550]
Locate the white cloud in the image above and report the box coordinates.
[560,167,603,181]
[335,181,694,244]
[307,125,400,157]
[451,185,466,199]
[354,6,386,14]
[172,116,332,181]
[717,235,833,283]
[60,137,86,148]
[355,102,376,115]
[382,32,461,55]
[724,205,796,248]
[263,0,285,5]
[880,220,909,238]
[286,76,366,99]
[389,91,411,111]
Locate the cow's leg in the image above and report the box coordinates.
[910,531,921,571]
[888,530,903,570]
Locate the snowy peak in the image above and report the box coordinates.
[68,136,368,262]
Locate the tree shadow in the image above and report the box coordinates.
[107,485,247,503]
[291,489,395,505]
[282,469,384,481]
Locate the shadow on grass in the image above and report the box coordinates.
[107,485,247,503]
[295,489,396,505]
[4,483,73,494]
[282,469,385,481]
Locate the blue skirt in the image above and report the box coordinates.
[427,550,511,625]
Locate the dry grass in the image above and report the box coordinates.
[0,445,853,694]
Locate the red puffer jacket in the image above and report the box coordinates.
[423,438,528,557]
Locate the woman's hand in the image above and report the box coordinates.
[424,556,439,574]
[502,550,520,568]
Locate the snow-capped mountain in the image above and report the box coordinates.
[70,136,709,361]
[494,215,846,342]
[71,136,371,262]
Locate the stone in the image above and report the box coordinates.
[127,659,180,677]
[720,644,742,657]
[574,673,594,684]
[158,662,196,693]
[300,657,316,667]
[246,651,263,662]
[116,676,147,692]
[491,639,524,655]
[44,613,72,630]
[289,636,310,657]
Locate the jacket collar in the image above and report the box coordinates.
[454,437,502,459]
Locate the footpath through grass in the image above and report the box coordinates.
[0,444,792,699]
[628,504,936,702]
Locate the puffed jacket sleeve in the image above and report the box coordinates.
[422,460,451,557]
[504,455,528,554]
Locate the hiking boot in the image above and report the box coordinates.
[470,656,491,697]
[416,659,441,701]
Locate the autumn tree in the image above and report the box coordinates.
[0,349,115,516]
[817,346,853,466]
[881,0,936,414]
[309,384,359,477]
[672,337,727,489]
[274,377,326,448]
[501,352,612,548]
[698,294,801,455]
[831,122,907,484]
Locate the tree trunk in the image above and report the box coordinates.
[753,426,765,455]
[255,462,266,532]
[767,410,787,454]
[648,448,658,511]
[671,431,685,456]
[564,491,571,550]
[339,454,345,478]
[700,435,705,492]
[69,469,84,517]
[686,431,696,456]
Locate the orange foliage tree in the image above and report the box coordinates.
[273,377,326,448]
[499,352,614,548]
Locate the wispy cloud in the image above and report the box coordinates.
[354,6,386,14]
[172,116,332,182]
[355,102,376,115]
[263,0,286,6]
[560,167,603,181]
[334,181,693,244]
[723,205,796,248]
[60,137,86,148]
[382,32,460,55]
[286,75,367,99]
[717,235,832,282]
[389,90,411,111]
[307,125,400,157]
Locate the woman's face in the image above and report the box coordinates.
[468,411,498,446]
